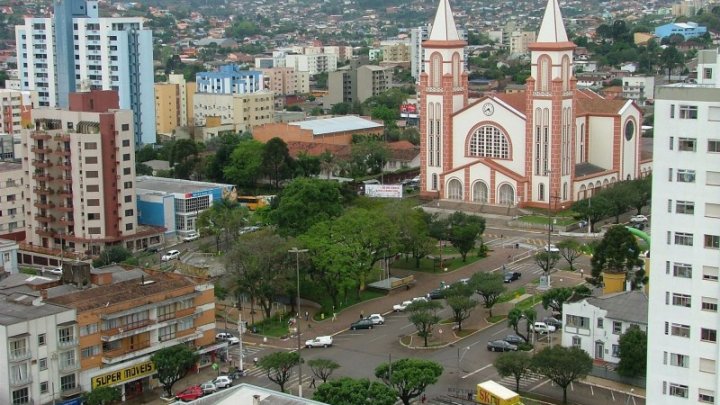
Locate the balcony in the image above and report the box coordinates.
[57,337,78,349]
[35,228,56,237]
[33,200,55,209]
[52,148,71,157]
[30,132,51,141]
[57,161,72,170]
[102,340,152,360]
[101,319,156,342]
[57,189,73,198]
[54,176,73,185]
[58,359,80,373]
[32,172,53,182]
[102,330,202,365]
[34,214,55,223]
[31,160,52,169]
[53,134,71,142]
[31,145,52,154]
[8,349,31,363]
[56,204,73,212]
[9,374,32,387]
[57,217,74,226]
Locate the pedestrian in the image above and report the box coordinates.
[305,311,309,321]
[332,312,337,322]
[360,310,364,319]
[253,357,259,367]
[310,377,316,388]
[421,393,426,403]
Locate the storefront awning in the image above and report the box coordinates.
[197,341,228,354]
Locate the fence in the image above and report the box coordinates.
[589,364,646,388]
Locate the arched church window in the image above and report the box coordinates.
[467,125,510,159]
[561,55,571,91]
[431,53,442,88]
[452,52,460,87]
[447,179,462,200]
[473,181,488,203]
[498,184,515,205]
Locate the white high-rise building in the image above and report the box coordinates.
[15,0,155,145]
[646,48,720,404]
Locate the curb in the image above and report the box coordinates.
[581,380,646,399]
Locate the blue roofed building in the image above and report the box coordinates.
[136,177,236,239]
[654,22,707,40]
[196,65,264,95]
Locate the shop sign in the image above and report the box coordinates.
[92,360,155,389]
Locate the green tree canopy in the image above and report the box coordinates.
[507,307,536,343]
[151,345,199,397]
[617,325,647,378]
[307,358,341,383]
[272,178,345,237]
[444,283,478,331]
[541,287,590,316]
[433,211,486,262]
[313,377,397,405]
[494,351,533,392]
[224,139,265,187]
[84,386,121,405]
[532,346,593,404]
[471,272,506,316]
[262,137,293,189]
[258,351,301,393]
[556,239,582,271]
[374,358,444,405]
[572,196,612,233]
[93,246,132,267]
[590,225,642,287]
[406,300,443,347]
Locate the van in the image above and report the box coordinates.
[531,321,556,334]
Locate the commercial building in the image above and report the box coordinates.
[0,285,78,405]
[646,48,720,404]
[0,162,26,241]
[324,63,393,109]
[22,90,164,259]
[561,291,647,365]
[196,65,264,95]
[654,22,707,40]
[192,91,274,136]
[253,115,384,145]
[136,176,236,239]
[15,0,156,144]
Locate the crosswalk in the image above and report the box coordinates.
[226,345,264,367]
[496,371,547,391]
[485,234,547,250]
[503,259,546,276]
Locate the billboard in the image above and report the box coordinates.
[365,184,403,198]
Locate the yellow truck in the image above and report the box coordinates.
[476,380,522,405]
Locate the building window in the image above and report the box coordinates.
[701,328,717,342]
[597,318,603,328]
[674,232,694,246]
[704,68,713,79]
[701,358,718,374]
[672,293,692,308]
[612,344,620,358]
[38,333,46,346]
[571,336,581,348]
[675,201,695,214]
[669,383,689,398]
[158,324,177,342]
[9,338,27,359]
[699,389,715,403]
[123,153,130,161]
[86,171,98,178]
[59,350,76,370]
[676,169,696,183]
[705,234,720,249]
[11,387,29,404]
[123,167,131,175]
[125,195,132,203]
[709,139,720,153]
[58,326,75,345]
[86,185,99,192]
[447,179,462,200]
[85,156,98,164]
[121,124,130,131]
[40,381,48,394]
[87,199,100,207]
[670,104,675,118]
[467,125,510,159]
[566,315,590,329]
[79,323,98,336]
[125,209,134,217]
[673,263,692,278]
[84,142,97,150]
[39,357,47,370]
[678,137,697,151]
[81,345,100,359]
[612,321,622,334]
[124,181,132,189]
[125,223,133,231]
[60,374,76,391]
[669,353,689,367]
[704,266,719,281]
[679,105,698,119]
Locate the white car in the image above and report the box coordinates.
[393,300,413,312]
[213,375,233,389]
[305,336,333,348]
[161,250,180,262]
[367,314,385,325]
[544,244,560,253]
[216,332,240,345]
[200,381,217,395]
[182,232,200,242]
[47,266,63,276]
[531,321,557,334]
[630,215,648,223]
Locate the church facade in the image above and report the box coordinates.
[419,0,648,209]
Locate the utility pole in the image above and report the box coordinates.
[237,312,244,372]
[289,247,308,397]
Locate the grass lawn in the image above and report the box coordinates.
[498,287,526,303]
[303,284,386,321]
[518,215,576,226]
[487,315,506,323]
[455,329,477,338]
[392,254,482,273]
[249,314,294,338]
[515,295,543,311]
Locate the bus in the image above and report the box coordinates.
[237,195,275,211]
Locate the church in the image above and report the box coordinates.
[419,0,650,209]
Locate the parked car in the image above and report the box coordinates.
[426,288,445,300]
[350,319,374,330]
[183,231,200,242]
[200,381,217,395]
[531,322,556,334]
[630,215,648,223]
[213,376,233,389]
[367,314,385,325]
[175,385,204,402]
[145,246,159,253]
[161,249,180,262]
[544,244,560,253]
[487,340,518,352]
[503,334,524,345]
[47,266,63,276]
[393,300,413,311]
[216,332,240,345]
[305,336,333,348]
[543,317,563,329]
[503,271,521,283]
[222,368,245,381]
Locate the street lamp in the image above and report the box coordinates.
[289,247,308,397]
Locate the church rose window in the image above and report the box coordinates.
[468,125,509,159]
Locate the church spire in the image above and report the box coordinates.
[428,0,461,41]
[536,0,569,43]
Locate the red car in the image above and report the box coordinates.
[175,385,204,402]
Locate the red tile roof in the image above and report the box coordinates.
[495,92,526,113]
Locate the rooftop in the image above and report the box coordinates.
[188,383,328,404]
[574,162,607,177]
[289,116,383,136]
[0,161,22,172]
[0,290,72,326]
[136,176,234,196]
[586,290,648,325]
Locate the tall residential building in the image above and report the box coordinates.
[285,53,338,75]
[195,65,264,95]
[260,67,310,96]
[410,25,431,80]
[646,48,720,405]
[22,90,163,257]
[0,162,26,240]
[380,41,410,63]
[509,30,536,56]
[15,0,156,144]
[154,83,180,136]
[0,89,35,139]
[192,91,274,136]
[324,63,393,109]
[169,73,195,127]
[0,288,77,405]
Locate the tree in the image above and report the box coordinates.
[349,139,388,176]
[205,132,244,182]
[135,144,158,163]
[407,300,443,347]
[313,377,397,405]
[135,162,153,175]
[224,139,265,187]
[507,308,536,343]
[471,272,506,317]
[387,206,434,269]
[272,178,345,237]
[444,283,477,331]
[617,325,647,378]
[307,358,340,383]
[262,137,293,189]
[532,346,593,404]
[329,102,352,115]
[151,345,199,398]
[572,196,611,232]
[602,182,632,223]
[84,386,121,405]
[541,288,574,316]
[556,239,582,271]
[534,251,560,274]
[198,200,249,252]
[437,211,486,262]
[590,225,642,287]
[626,176,652,214]
[661,46,684,80]
[93,246,132,267]
[167,139,201,179]
[294,152,321,178]
[258,351,301,393]
[375,358,444,405]
[494,351,533,392]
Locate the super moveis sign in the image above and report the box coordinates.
[92,360,156,389]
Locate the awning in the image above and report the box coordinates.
[196,341,228,354]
